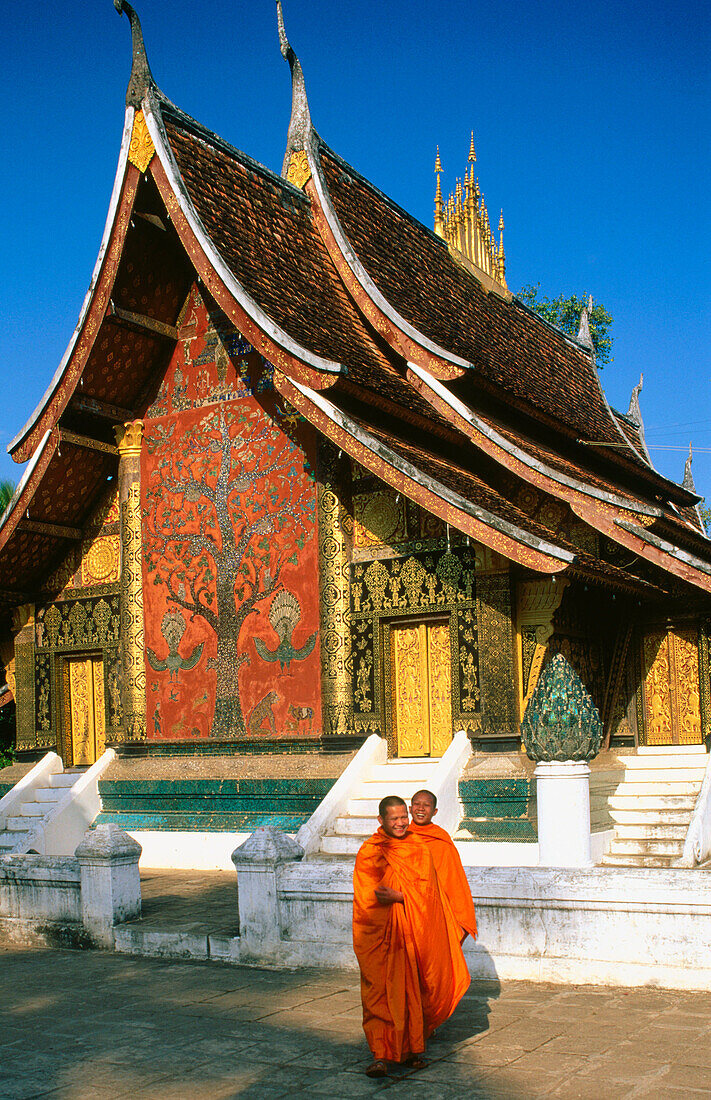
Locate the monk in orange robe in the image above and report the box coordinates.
[352,795,471,1078]
[409,789,477,941]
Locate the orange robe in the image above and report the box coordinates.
[352,828,470,1062]
[409,821,478,939]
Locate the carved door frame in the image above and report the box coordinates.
[383,612,454,757]
[59,652,107,767]
[640,622,702,746]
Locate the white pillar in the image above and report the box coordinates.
[75,824,142,946]
[231,826,303,963]
[535,760,592,867]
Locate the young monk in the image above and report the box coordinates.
[352,794,470,1078]
[408,789,478,942]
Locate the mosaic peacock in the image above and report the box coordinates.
[254,588,317,671]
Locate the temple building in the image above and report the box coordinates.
[1,3,710,860]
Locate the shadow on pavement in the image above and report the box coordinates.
[0,943,523,1099]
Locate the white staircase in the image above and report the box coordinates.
[319,757,439,855]
[0,770,83,854]
[602,745,708,868]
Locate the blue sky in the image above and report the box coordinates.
[2,1,710,499]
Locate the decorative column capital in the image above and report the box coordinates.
[114,420,144,457]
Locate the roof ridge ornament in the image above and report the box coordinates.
[627,373,644,426]
[576,294,595,357]
[114,0,156,109]
[683,443,696,492]
[277,1,316,180]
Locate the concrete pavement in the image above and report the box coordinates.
[3,943,711,1098]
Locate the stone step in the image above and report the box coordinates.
[607,838,684,857]
[612,823,688,841]
[616,770,705,785]
[346,798,385,816]
[47,773,77,789]
[609,794,697,811]
[368,760,439,781]
[18,803,46,818]
[331,816,376,836]
[609,808,693,827]
[633,745,707,756]
[6,814,44,827]
[321,835,361,856]
[619,754,707,770]
[601,853,680,868]
[33,788,64,804]
[0,831,34,850]
[612,781,702,797]
[354,780,429,798]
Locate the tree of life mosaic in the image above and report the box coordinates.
[141,287,320,739]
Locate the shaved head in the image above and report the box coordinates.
[412,789,437,808]
[378,794,407,817]
[378,795,409,839]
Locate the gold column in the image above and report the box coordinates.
[11,604,36,752]
[317,443,352,737]
[114,420,146,741]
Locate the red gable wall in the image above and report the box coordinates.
[141,285,321,741]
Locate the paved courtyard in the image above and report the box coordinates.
[2,943,711,1099]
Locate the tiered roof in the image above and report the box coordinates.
[1,0,708,610]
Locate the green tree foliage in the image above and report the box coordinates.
[518,284,614,366]
[0,479,15,514]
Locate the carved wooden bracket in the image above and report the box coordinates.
[518,577,568,713]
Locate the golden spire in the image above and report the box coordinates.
[432,133,508,289]
[497,210,507,288]
[434,147,444,238]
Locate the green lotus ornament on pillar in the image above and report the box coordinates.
[521,652,603,762]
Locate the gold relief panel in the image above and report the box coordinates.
[353,489,407,549]
[642,625,702,746]
[317,446,352,737]
[390,619,453,757]
[128,110,155,174]
[81,534,121,587]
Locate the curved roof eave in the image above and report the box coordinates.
[0,430,54,545]
[408,362,662,518]
[8,110,135,459]
[305,144,475,373]
[142,91,345,379]
[278,374,574,574]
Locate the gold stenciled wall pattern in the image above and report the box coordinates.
[34,595,122,755]
[11,486,122,755]
[346,465,519,749]
[351,547,483,748]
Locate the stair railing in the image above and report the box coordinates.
[428,730,472,835]
[41,749,117,856]
[296,734,386,857]
[0,752,64,835]
[679,750,711,867]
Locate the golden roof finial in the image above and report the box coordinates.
[497,209,507,288]
[434,146,444,238]
[468,130,477,164]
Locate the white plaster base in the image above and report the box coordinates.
[228,858,711,991]
[455,841,539,866]
[535,761,592,867]
[127,831,252,870]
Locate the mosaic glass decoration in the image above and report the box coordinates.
[521,652,602,762]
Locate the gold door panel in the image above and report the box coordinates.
[64,656,106,766]
[391,620,452,757]
[643,627,701,746]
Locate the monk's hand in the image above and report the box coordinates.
[374,884,404,906]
